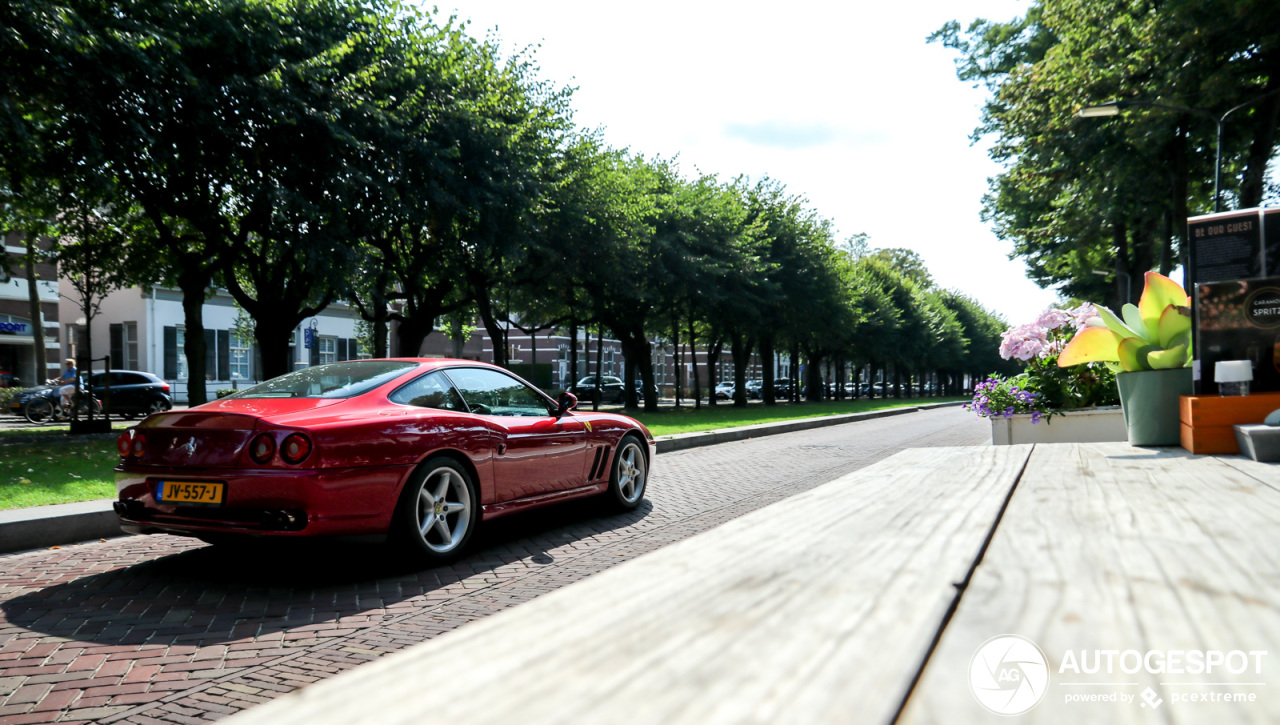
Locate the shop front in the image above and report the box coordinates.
[0,314,38,387]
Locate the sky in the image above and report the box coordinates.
[440,0,1058,325]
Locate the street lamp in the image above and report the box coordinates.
[1077,88,1280,213]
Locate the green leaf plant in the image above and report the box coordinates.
[1058,272,1192,372]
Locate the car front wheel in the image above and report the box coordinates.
[606,436,648,511]
[392,457,478,563]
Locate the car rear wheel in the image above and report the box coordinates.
[392,457,478,563]
[605,436,647,511]
[145,398,169,415]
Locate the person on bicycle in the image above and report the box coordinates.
[55,358,78,410]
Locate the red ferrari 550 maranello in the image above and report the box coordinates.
[114,359,654,562]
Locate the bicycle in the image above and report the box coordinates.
[23,380,103,424]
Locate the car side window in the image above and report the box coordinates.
[389,371,468,412]
[444,368,552,417]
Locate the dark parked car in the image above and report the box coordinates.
[572,375,628,405]
[774,378,793,398]
[89,370,173,419]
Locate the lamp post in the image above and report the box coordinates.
[1077,88,1280,213]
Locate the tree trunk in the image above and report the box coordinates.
[23,235,46,383]
[688,306,701,410]
[672,317,681,408]
[450,314,465,359]
[396,314,436,361]
[177,268,211,404]
[805,351,823,402]
[730,334,751,407]
[620,327,655,412]
[1239,86,1280,209]
[760,336,776,406]
[706,336,722,407]
[254,316,297,381]
[473,292,506,367]
[373,309,388,358]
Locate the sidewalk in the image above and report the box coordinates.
[0,402,964,554]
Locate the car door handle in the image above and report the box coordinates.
[497,443,507,455]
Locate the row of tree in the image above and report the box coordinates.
[932,0,1280,311]
[2,0,1017,410]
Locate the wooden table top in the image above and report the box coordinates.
[226,443,1280,724]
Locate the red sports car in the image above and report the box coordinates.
[114,359,654,562]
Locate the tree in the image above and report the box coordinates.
[57,202,155,411]
[934,0,1280,306]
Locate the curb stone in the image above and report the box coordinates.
[0,401,965,554]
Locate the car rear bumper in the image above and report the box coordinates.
[115,463,415,538]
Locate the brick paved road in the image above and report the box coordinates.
[0,407,987,724]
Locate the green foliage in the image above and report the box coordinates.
[934,0,1280,308]
[0,0,1023,401]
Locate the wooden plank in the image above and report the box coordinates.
[901,443,1280,724]
[226,446,1032,725]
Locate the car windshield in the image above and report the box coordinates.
[227,361,418,399]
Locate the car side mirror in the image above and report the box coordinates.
[557,391,578,414]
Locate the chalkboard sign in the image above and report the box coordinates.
[1187,210,1263,283]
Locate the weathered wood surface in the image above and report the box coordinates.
[226,446,1031,725]
[901,443,1280,724]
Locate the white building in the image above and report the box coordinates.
[60,285,367,403]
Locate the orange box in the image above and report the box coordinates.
[1179,393,1280,454]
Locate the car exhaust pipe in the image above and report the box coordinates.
[262,509,307,531]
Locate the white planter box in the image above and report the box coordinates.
[990,406,1127,445]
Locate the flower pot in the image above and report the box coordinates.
[989,406,1127,445]
[1116,368,1194,446]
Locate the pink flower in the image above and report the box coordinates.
[1035,307,1073,330]
[1069,303,1100,331]
[999,323,1049,361]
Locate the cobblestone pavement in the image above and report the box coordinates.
[0,407,987,724]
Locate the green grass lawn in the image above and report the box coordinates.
[625,397,966,437]
[0,397,962,510]
[0,439,119,510]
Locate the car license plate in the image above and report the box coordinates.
[156,480,225,506]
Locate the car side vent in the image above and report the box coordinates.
[588,447,604,480]
[592,446,612,480]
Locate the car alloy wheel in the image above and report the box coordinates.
[608,437,647,510]
[146,399,168,415]
[395,458,477,560]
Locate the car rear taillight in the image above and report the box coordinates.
[280,434,312,465]
[116,433,132,457]
[161,383,170,392]
[130,433,147,458]
[249,433,276,465]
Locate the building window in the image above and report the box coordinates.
[319,336,337,365]
[123,322,139,370]
[230,334,252,381]
[176,327,189,380]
